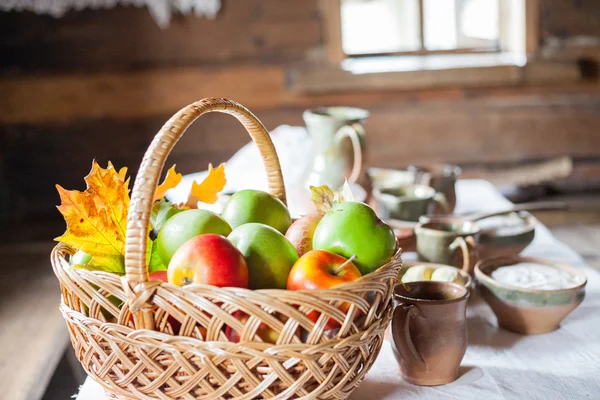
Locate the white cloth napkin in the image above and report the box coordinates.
[166,124,366,217]
[77,180,600,400]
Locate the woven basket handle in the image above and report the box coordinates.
[124,98,285,329]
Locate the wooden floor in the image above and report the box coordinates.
[0,243,71,400]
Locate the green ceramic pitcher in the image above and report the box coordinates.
[303,107,368,190]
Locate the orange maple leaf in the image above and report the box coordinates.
[55,161,129,272]
[185,163,226,207]
[153,165,182,202]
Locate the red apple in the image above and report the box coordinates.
[285,213,322,256]
[225,311,281,344]
[287,250,362,329]
[149,270,168,282]
[147,270,183,335]
[168,234,248,288]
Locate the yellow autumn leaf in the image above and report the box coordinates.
[86,160,129,238]
[185,163,226,207]
[118,166,128,181]
[55,161,129,273]
[153,165,182,202]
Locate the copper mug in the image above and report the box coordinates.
[391,281,469,386]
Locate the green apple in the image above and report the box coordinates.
[70,250,92,266]
[221,189,292,234]
[228,223,299,289]
[312,201,396,275]
[156,209,232,265]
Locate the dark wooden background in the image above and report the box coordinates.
[1,0,600,234]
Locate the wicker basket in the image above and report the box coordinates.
[51,98,402,400]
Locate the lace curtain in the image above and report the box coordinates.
[0,0,221,27]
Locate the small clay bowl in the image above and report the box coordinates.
[477,211,536,259]
[475,255,587,334]
[367,167,416,188]
[400,262,472,290]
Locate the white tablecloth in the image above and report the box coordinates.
[76,180,600,400]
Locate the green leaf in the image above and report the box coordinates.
[71,255,125,274]
[147,239,167,273]
[150,199,184,232]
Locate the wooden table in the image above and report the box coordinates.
[75,180,600,399]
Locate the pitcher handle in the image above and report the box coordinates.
[391,304,425,365]
[334,122,364,184]
[449,236,477,274]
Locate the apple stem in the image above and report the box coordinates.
[334,254,357,274]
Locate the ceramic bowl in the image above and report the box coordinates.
[475,255,587,334]
[367,167,417,189]
[400,262,473,290]
[477,211,536,258]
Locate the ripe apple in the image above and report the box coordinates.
[167,234,248,288]
[156,209,232,265]
[149,270,168,282]
[228,223,298,289]
[285,213,322,256]
[225,311,280,344]
[221,189,292,234]
[287,249,362,329]
[312,201,396,275]
[70,250,92,266]
[147,270,183,335]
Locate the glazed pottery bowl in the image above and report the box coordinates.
[367,167,416,189]
[477,211,536,258]
[372,185,448,222]
[400,262,473,290]
[475,255,587,334]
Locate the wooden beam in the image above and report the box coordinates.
[0,1,322,72]
[0,66,288,124]
[418,0,426,51]
[291,58,581,94]
[0,62,593,125]
[292,64,522,94]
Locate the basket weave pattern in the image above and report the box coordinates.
[51,98,402,399]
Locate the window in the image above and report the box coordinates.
[340,0,502,56]
[291,0,570,94]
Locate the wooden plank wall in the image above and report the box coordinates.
[1,0,600,230]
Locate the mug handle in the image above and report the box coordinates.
[391,304,425,365]
[334,122,364,184]
[432,192,451,214]
[449,236,477,274]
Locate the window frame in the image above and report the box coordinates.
[323,0,540,64]
[295,0,578,94]
[340,0,502,58]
